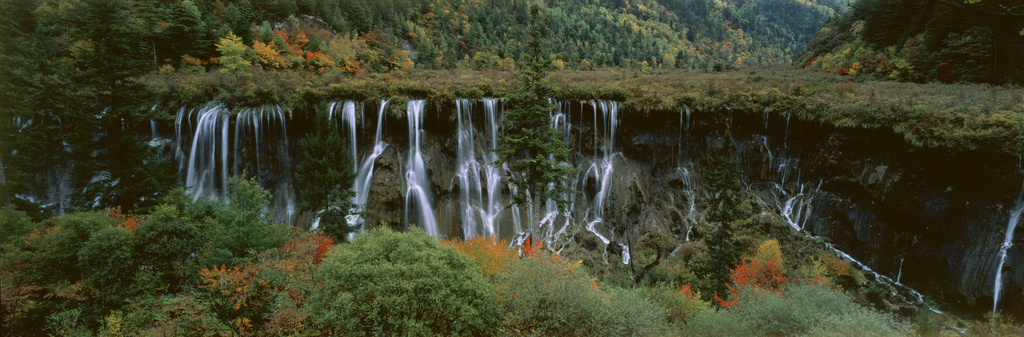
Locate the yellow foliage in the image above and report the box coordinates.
[756,239,784,265]
[254,41,286,69]
[551,59,565,70]
[498,57,515,71]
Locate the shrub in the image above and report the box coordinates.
[307,228,498,336]
[496,252,604,336]
[638,284,711,325]
[714,258,789,307]
[730,284,910,337]
[441,236,517,280]
[596,287,669,336]
[0,207,34,248]
[552,59,565,70]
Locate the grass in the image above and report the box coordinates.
[142,66,1024,154]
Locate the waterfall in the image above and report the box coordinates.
[176,102,294,223]
[456,99,486,238]
[180,102,230,200]
[328,101,359,173]
[483,99,509,237]
[346,100,390,239]
[454,99,507,239]
[992,180,1024,314]
[578,100,621,262]
[404,100,438,236]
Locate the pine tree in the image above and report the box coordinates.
[705,128,748,222]
[295,111,357,241]
[495,4,578,214]
[702,128,748,300]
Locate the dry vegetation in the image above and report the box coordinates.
[144,66,1024,153]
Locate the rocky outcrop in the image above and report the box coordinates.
[167,99,1024,319]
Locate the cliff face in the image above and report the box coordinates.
[168,99,1024,318]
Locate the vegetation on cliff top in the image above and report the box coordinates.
[143,66,1024,155]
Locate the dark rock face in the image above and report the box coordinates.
[163,99,1023,319]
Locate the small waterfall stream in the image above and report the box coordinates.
[993,181,1024,314]
[346,100,390,238]
[404,100,439,236]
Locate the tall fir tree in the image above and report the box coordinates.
[295,111,357,241]
[702,128,748,300]
[495,4,578,215]
[705,128,748,222]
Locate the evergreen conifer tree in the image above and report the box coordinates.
[296,111,356,241]
[706,129,748,222]
[495,4,578,214]
[702,128,748,300]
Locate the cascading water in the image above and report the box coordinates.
[993,180,1024,315]
[328,101,359,173]
[456,99,487,238]
[179,102,230,200]
[576,100,621,262]
[454,99,507,239]
[233,105,295,224]
[404,100,439,236]
[176,102,295,223]
[345,100,390,239]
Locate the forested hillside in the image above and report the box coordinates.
[0,0,842,214]
[797,0,1024,84]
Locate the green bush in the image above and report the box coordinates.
[0,207,34,249]
[497,253,668,336]
[307,227,498,336]
[596,288,670,336]
[679,284,910,337]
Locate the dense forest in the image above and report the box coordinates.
[4,0,1024,335]
[0,0,845,225]
[797,0,1024,83]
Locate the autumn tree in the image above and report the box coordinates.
[216,31,251,74]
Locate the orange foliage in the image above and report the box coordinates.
[1,260,43,326]
[820,256,852,278]
[105,207,141,232]
[521,238,543,257]
[340,60,364,77]
[441,236,517,279]
[199,232,332,333]
[714,258,789,308]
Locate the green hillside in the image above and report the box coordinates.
[796,0,1024,84]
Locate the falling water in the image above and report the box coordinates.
[404,100,439,236]
[580,100,621,262]
[455,99,489,238]
[328,101,359,173]
[233,105,295,224]
[345,100,390,238]
[992,180,1024,314]
[180,102,230,200]
[176,102,295,223]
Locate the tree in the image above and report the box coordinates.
[705,129,748,222]
[295,111,356,241]
[701,128,748,300]
[496,4,578,215]
[307,227,498,335]
[216,31,252,74]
